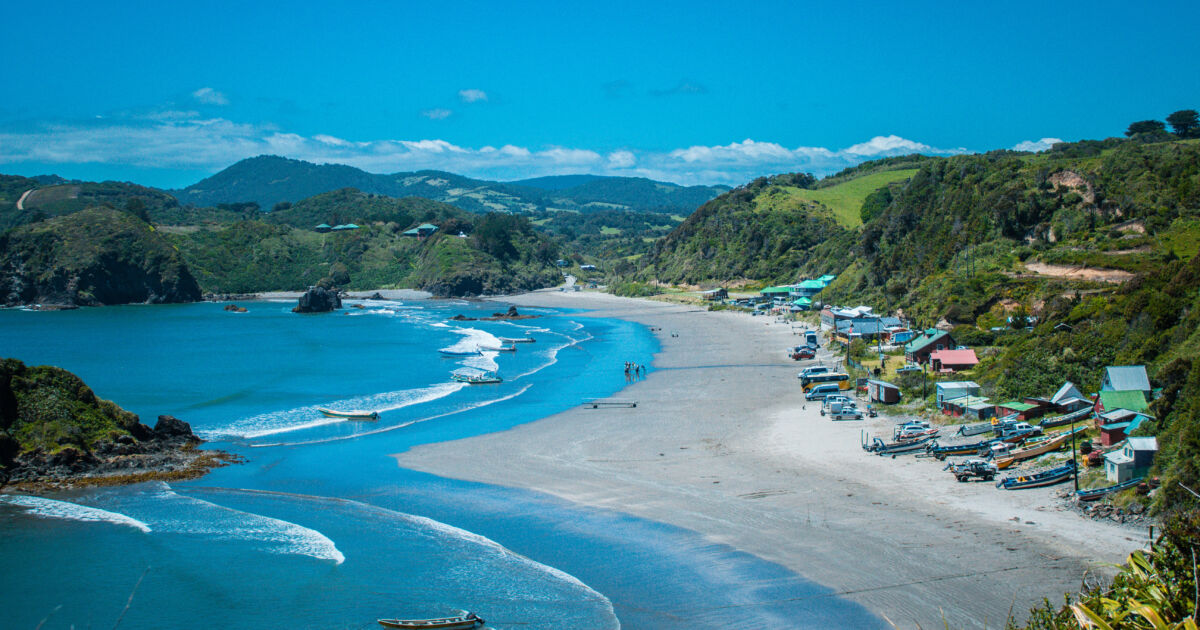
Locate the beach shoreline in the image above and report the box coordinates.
[397,289,1149,629]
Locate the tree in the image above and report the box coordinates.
[1125,120,1166,136]
[1166,109,1199,138]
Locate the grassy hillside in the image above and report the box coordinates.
[757,169,919,228]
[0,178,181,230]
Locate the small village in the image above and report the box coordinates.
[700,274,1160,515]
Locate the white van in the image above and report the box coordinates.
[805,383,842,401]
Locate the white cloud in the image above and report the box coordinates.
[607,150,636,168]
[1012,137,1062,153]
[421,108,453,120]
[458,89,488,103]
[0,116,970,186]
[191,87,229,106]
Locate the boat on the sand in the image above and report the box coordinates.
[377,611,485,629]
[1076,477,1145,501]
[317,407,379,421]
[996,461,1076,490]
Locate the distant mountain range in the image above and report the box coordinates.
[173,155,728,215]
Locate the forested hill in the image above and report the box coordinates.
[173,155,726,216]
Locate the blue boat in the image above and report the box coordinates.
[996,461,1076,490]
[1076,477,1144,501]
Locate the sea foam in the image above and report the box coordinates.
[143,486,344,564]
[207,382,466,440]
[0,495,151,533]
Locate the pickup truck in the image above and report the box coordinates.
[995,422,1043,441]
[828,405,864,421]
[789,346,815,360]
[944,459,998,482]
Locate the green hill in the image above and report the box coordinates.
[765,169,920,228]
[173,155,724,216]
[0,208,201,306]
[169,191,561,296]
[0,177,181,230]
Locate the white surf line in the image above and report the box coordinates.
[206,382,467,441]
[149,486,344,564]
[177,486,618,622]
[249,383,533,448]
[0,495,152,533]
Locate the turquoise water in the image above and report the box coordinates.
[0,299,884,629]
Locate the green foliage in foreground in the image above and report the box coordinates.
[0,358,144,465]
[1015,510,1199,629]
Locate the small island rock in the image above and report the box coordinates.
[292,287,342,313]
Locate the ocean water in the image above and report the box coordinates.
[0,298,884,629]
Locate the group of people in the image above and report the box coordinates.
[624,361,646,381]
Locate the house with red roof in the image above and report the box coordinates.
[929,348,979,372]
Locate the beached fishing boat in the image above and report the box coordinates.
[499,336,535,343]
[926,438,998,460]
[993,426,1085,468]
[451,369,502,384]
[377,611,485,629]
[1076,477,1145,501]
[996,461,1076,490]
[955,421,994,437]
[1037,406,1093,428]
[439,348,482,357]
[317,407,379,421]
[862,434,936,455]
[479,344,516,352]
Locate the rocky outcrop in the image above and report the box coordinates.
[0,208,202,307]
[292,286,342,313]
[0,359,229,488]
[223,304,248,312]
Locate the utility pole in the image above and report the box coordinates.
[1071,420,1080,491]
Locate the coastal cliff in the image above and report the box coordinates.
[0,358,230,488]
[0,208,201,307]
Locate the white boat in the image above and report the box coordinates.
[439,348,482,357]
[317,407,379,421]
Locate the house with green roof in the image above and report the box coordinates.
[996,400,1043,421]
[314,223,332,233]
[793,279,827,298]
[904,329,956,365]
[403,223,438,239]
[818,274,837,284]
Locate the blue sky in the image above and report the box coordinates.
[1,0,1197,188]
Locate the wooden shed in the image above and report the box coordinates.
[867,379,901,404]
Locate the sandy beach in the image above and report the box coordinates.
[399,290,1150,629]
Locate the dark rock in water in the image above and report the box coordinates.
[223,304,248,312]
[368,292,384,300]
[292,287,341,313]
[450,314,475,321]
[153,415,198,443]
[480,305,538,321]
[353,304,365,309]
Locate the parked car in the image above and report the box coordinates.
[797,365,832,379]
[820,396,855,415]
[789,346,815,360]
[805,383,842,401]
[828,405,864,421]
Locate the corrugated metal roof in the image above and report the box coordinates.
[797,280,825,289]
[998,401,1037,412]
[1099,390,1149,413]
[1127,436,1158,451]
[1103,366,1150,392]
[929,348,979,365]
[905,330,949,353]
[1051,382,1084,403]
